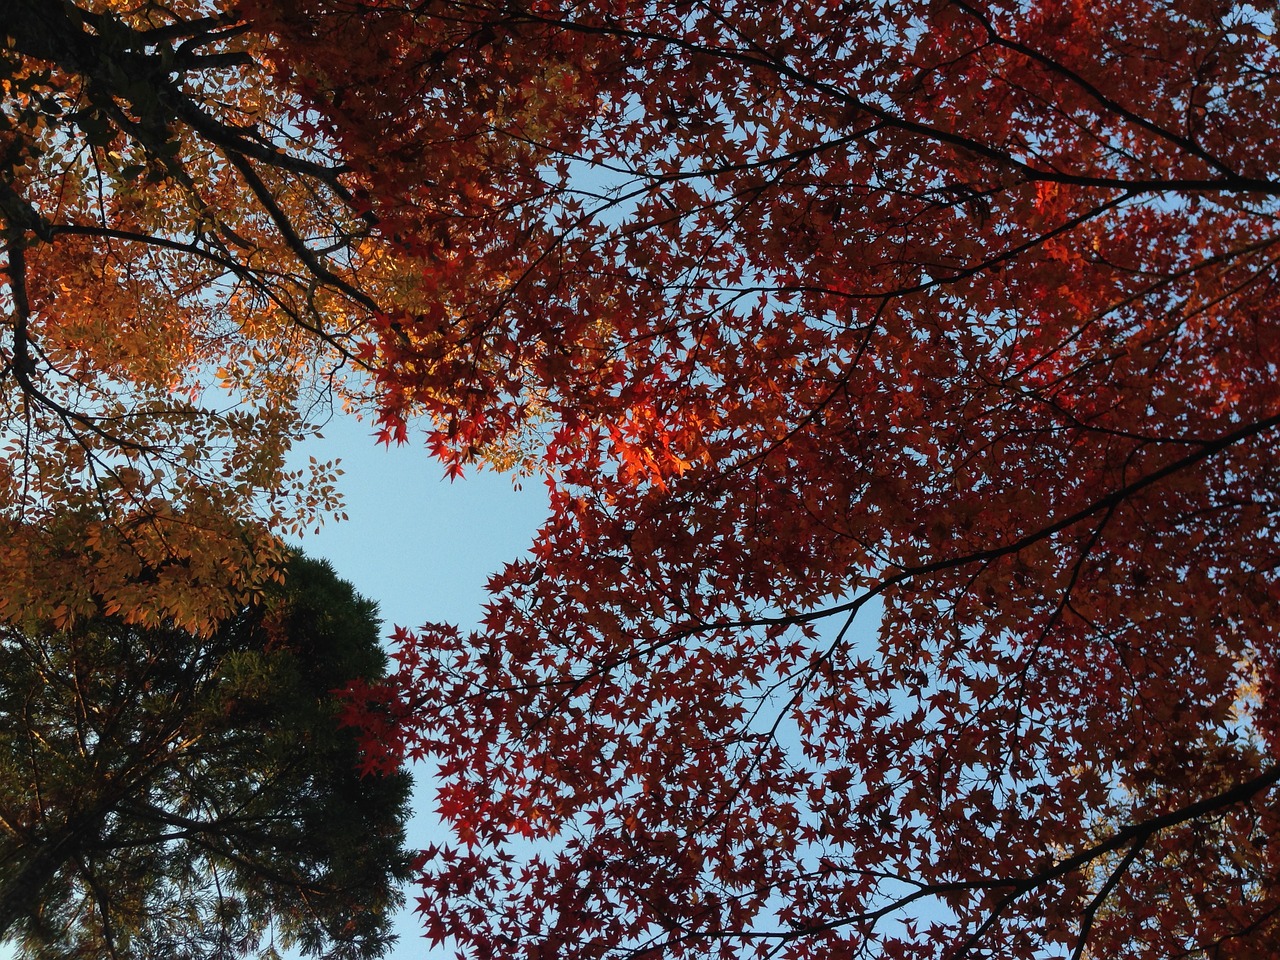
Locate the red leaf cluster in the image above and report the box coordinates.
[286,1,1280,956]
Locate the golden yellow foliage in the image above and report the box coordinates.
[0,0,386,629]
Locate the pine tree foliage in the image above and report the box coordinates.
[0,554,413,960]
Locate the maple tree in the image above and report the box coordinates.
[0,553,413,960]
[247,0,1280,957]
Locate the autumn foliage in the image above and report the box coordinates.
[300,1,1280,956]
[0,0,382,630]
[7,0,1280,957]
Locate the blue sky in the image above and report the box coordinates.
[290,412,550,958]
[292,411,548,649]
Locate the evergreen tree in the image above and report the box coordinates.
[0,554,412,960]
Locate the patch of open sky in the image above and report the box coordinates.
[273,411,549,960]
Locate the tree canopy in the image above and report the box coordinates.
[7,0,1280,958]
[0,553,413,960]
